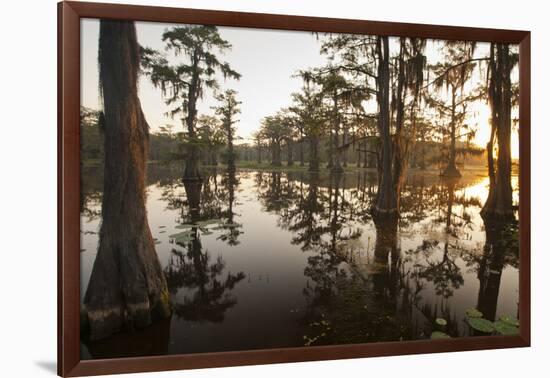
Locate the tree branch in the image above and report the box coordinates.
[422,58,489,90]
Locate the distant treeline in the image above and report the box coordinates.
[81,106,489,169]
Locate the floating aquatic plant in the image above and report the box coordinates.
[465,308,483,318]
[499,315,519,327]
[467,317,494,333]
[431,331,450,339]
[175,224,194,229]
[169,230,194,244]
[493,320,519,335]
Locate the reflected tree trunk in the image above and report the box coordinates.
[372,216,399,298]
[476,220,507,321]
[183,179,202,224]
[83,20,170,341]
[83,316,172,359]
[443,177,458,234]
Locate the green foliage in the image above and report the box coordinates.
[197,115,225,149]
[467,317,494,333]
[259,112,296,146]
[465,308,483,318]
[169,230,195,244]
[493,320,519,336]
[499,315,520,327]
[463,310,519,336]
[431,331,451,339]
[212,89,242,165]
[212,89,241,129]
[140,25,240,125]
[289,82,325,138]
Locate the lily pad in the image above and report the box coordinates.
[222,222,240,228]
[493,320,519,335]
[467,317,494,333]
[435,318,447,326]
[431,331,450,339]
[197,219,222,226]
[499,315,519,327]
[169,230,194,244]
[465,308,483,318]
[175,224,194,229]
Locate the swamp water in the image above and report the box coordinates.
[80,165,519,359]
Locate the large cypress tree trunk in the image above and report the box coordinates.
[362,140,368,168]
[331,95,344,174]
[392,40,407,210]
[287,140,294,166]
[83,20,171,341]
[373,36,397,218]
[227,128,236,172]
[309,135,320,171]
[184,59,201,180]
[442,88,461,177]
[299,130,305,166]
[271,140,282,166]
[482,43,514,220]
[342,127,348,168]
[211,147,218,166]
[327,134,334,169]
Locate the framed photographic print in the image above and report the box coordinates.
[58,1,530,376]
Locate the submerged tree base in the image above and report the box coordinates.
[81,291,171,341]
[441,164,462,178]
[331,165,345,174]
[371,206,399,221]
[480,207,516,222]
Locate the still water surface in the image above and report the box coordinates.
[80,165,519,359]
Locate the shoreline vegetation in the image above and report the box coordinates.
[82,158,519,176]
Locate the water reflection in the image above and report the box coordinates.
[80,165,519,357]
[164,171,246,322]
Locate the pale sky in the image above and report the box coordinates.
[81,18,325,143]
[81,19,519,156]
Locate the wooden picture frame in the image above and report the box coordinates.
[58,1,531,376]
